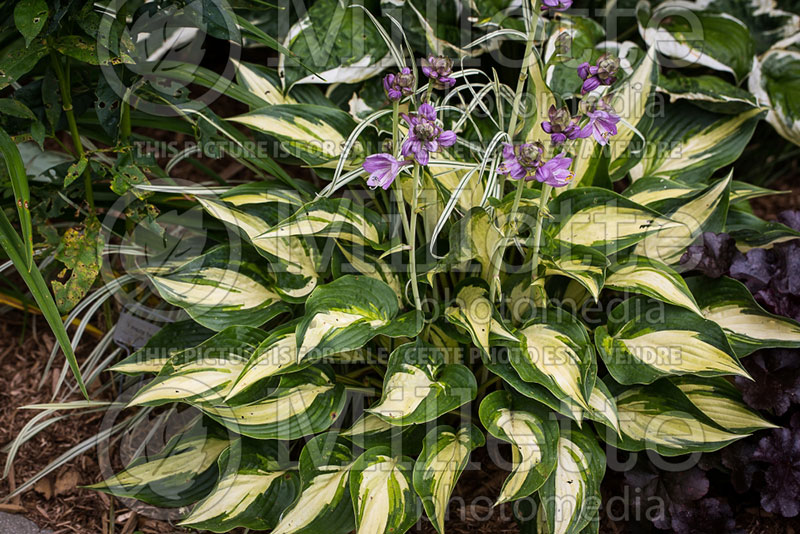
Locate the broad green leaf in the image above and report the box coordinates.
[368,340,477,425]
[87,418,230,507]
[510,308,597,411]
[197,198,319,300]
[749,48,800,146]
[671,376,777,433]
[637,1,754,82]
[181,439,299,532]
[226,322,303,399]
[538,429,605,534]
[604,379,749,455]
[413,425,484,534]
[0,43,48,90]
[634,172,731,265]
[487,360,620,434]
[695,0,799,54]
[279,0,388,88]
[256,198,387,249]
[0,98,36,119]
[444,278,507,358]
[148,245,288,331]
[546,188,678,255]
[479,391,559,504]
[349,447,421,534]
[629,104,763,183]
[273,434,356,534]
[605,255,702,314]
[658,72,757,113]
[296,275,422,362]
[341,413,426,454]
[595,297,750,385]
[51,217,104,313]
[128,327,267,407]
[540,241,608,301]
[688,276,800,356]
[202,365,346,440]
[607,46,659,179]
[111,320,214,375]
[229,104,357,165]
[725,208,800,250]
[335,244,403,302]
[14,0,48,47]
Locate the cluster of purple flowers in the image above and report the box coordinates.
[363,59,458,189]
[363,51,622,191]
[578,53,620,94]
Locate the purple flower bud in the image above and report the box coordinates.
[535,153,574,187]
[541,105,588,145]
[363,153,410,189]
[400,103,457,166]
[577,54,619,94]
[541,0,572,10]
[497,142,544,181]
[383,67,415,101]
[421,56,456,89]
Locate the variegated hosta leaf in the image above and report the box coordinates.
[607,46,659,179]
[749,48,800,146]
[257,198,387,249]
[729,181,786,203]
[671,376,777,433]
[510,308,597,411]
[634,172,731,265]
[622,175,701,207]
[349,447,421,534]
[278,0,388,88]
[629,104,764,183]
[272,433,356,534]
[724,208,800,251]
[87,418,230,507]
[607,379,749,455]
[605,255,701,315]
[229,104,357,165]
[219,180,305,208]
[595,297,750,385]
[341,413,425,453]
[540,241,608,301]
[688,276,800,356]
[181,439,299,532]
[658,72,758,113]
[296,275,422,363]
[233,60,298,107]
[412,425,484,534]
[636,1,754,82]
[111,319,214,375]
[197,197,319,301]
[201,365,346,440]
[334,243,403,302]
[538,429,605,534]
[441,207,504,282]
[546,188,679,255]
[128,326,268,407]
[445,278,515,359]
[226,322,303,400]
[368,340,477,425]
[147,245,288,331]
[479,391,559,504]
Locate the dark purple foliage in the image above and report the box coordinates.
[669,498,742,534]
[751,413,800,517]
[735,349,800,416]
[680,231,739,278]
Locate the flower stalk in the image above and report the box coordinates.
[409,163,423,310]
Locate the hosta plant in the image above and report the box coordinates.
[8,1,799,533]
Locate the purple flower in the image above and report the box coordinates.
[421,56,456,89]
[535,153,574,187]
[362,153,409,189]
[583,109,620,145]
[383,68,415,101]
[541,105,590,144]
[578,53,620,94]
[497,142,544,181]
[400,103,457,165]
[541,0,572,10]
